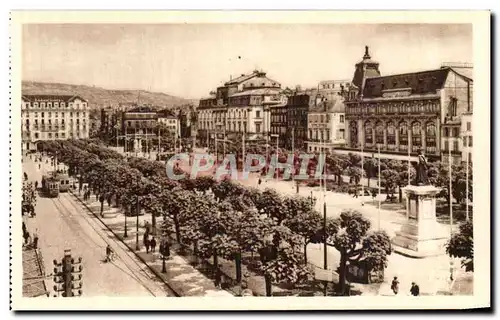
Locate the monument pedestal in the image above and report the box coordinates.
[392,185,448,258]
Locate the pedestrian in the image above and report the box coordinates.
[33,230,39,249]
[214,264,222,289]
[410,282,420,296]
[258,177,262,185]
[144,221,150,235]
[150,237,157,253]
[23,231,30,246]
[164,241,171,258]
[391,276,400,295]
[144,235,150,253]
[35,181,38,189]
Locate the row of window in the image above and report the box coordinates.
[26,118,84,125]
[271,114,286,123]
[25,111,87,118]
[347,103,439,115]
[23,101,87,109]
[27,131,84,140]
[463,136,473,147]
[308,129,346,141]
[350,120,437,147]
[309,114,345,123]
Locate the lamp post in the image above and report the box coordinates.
[124,205,128,238]
[377,144,381,230]
[161,217,168,273]
[270,134,279,180]
[448,140,454,281]
[360,141,365,204]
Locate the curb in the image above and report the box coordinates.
[69,190,181,297]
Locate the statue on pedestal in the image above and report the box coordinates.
[415,149,429,186]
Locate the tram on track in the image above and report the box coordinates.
[41,176,59,198]
[41,171,70,197]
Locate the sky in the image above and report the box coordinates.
[22,24,472,99]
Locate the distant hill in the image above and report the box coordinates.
[22,81,198,110]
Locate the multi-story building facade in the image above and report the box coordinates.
[89,109,101,138]
[269,101,288,148]
[197,70,283,144]
[343,46,473,163]
[286,93,310,151]
[157,109,180,137]
[460,112,473,163]
[307,96,346,153]
[121,106,158,151]
[21,94,90,151]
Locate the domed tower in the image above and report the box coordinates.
[351,46,381,98]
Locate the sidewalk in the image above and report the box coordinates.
[70,191,233,297]
[22,217,48,298]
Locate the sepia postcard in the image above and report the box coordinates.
[10,10,491,311]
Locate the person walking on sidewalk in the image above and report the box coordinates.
[150,237,157,253]
[144,235,150,253]
[33,230,39,249]
[410,282,420,296]
[391,276,400,295]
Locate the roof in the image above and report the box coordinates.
[362,67,453,98]
[242,76,281,90]
[224,71,260,85]
[127,106,157,113]
[229,88,281,97]
[449,67,473,81]
[22,94,87,103]
[157,109,176,118]
[310,96,345,113]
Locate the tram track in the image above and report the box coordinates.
[62,192,180,297]
[49,194,167,297]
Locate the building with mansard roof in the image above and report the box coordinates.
[197,69,285,146]
[21,94,90,151]
[342,46,473,164]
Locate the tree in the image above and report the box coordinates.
[255,188,285,224]
[330,210,391,295]
[163,188,194,244]
[363,157,378,188]
[344,166,363,185]
[259,225,312,296]
[381,169,399,200]
[285,209,323,264]
[193,176,216,195]
[446,220,473,272]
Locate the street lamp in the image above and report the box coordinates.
[161,217,168,273]
[377,144,381,231]
[124,205,128,238]
[270,134,279,180]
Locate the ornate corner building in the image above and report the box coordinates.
[21,94,90,151]
[197,69,285,145]
[343,46,473,164]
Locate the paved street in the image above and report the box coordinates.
[23,155,170,297]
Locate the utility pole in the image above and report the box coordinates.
[52,249,83,297]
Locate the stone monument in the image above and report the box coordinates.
[392,150,448,258]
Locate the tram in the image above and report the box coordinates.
[41,175,60,198]
[54,172,71,193]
